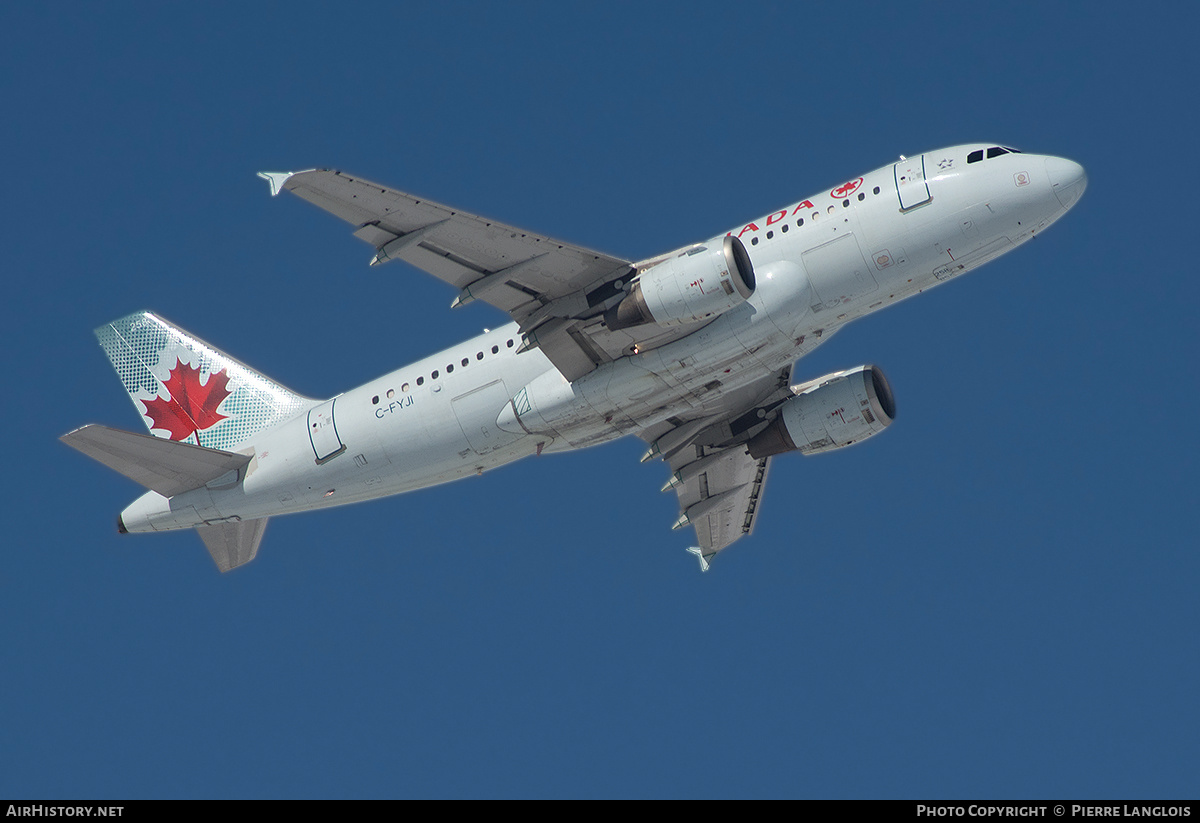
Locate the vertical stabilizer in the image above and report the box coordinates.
[96,311,312,451]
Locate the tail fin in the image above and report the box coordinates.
[96,311,311,451]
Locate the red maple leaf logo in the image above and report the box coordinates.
[141,359,232,444]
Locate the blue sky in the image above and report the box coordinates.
[3,3,1197,799]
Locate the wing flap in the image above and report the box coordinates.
[352,222,396,246]
[669,446,771,560]
[529,322,606,382]
[637,366,798,569]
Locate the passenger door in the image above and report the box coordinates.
[894,155,932,211]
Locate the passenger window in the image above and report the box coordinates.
[858,192,865,201]
[492,345,499,354]
[507,339,514,348]
[873,186,880,194]
[402,383,410,392]
[781,224,788,233]
[751,237,759,245]
[476,352,483,360]
[967,150,984,164]
[766,231,773,239]
[386,389,395,399]
[462,358,469,367]
[446,364,454,373]
[417,376,425,386]
[432,370,439,379]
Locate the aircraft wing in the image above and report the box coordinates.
[668,447,771,572]
[261,169,705,380]
[638,366,798,571]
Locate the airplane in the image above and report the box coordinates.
[61,144,1086,572]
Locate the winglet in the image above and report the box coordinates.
[686,546,712,573]
[257,171,294,196]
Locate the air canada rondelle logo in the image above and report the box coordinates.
[831,178,864,198]
[141,358,232,445]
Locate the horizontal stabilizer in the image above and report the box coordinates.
[60,424,250,498]
[197,518,267,572]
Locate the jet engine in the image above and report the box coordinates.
[747,365,896,458]
[604,235,756,330]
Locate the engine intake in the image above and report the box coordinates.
[747,365,896,458]
[605,235,756,331]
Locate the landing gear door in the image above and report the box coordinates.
[894,155,932,211]
[308,398,346,464]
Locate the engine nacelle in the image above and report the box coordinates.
[747,365,896,458]
[605,235,756,330]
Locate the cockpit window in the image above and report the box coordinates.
[970,146,1023,164]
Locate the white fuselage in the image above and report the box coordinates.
[120,145,1086,533]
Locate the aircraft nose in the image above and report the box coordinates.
[1045,156,1087,210]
